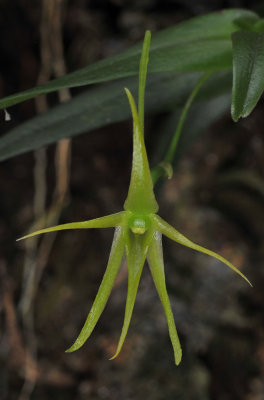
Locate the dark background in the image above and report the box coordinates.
[1,1,264,399]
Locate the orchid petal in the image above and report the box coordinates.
[17,211,125,241]
[66,226,125,352]
[154,215,252,286]
[110,228,154,359]
[147,231,182,365]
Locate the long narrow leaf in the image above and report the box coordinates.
[0,71,232,162]
[0,9,257,110]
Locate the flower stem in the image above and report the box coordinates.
[151,71,211,185]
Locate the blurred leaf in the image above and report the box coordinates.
[174,94,231,163]
[216,169,264,199]
[211,169,264,241]
[253,19,264,33]
[152,72,232,166]
[233,14,260,31]
[0,71,232,161]
[231,30,264,121]
[0,9,257,110]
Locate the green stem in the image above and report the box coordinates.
[151,71,211,185]
[138,30,151,134]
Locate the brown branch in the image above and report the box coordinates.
[18,1,73,399]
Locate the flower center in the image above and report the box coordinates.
[128,214,150,234]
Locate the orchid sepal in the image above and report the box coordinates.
[147,230,182,365]
[153,215,252,287]
[17,211,126,242]
[66,226,125,353]
[110,227,155,360]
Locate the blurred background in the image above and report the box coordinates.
[1,1,264,399]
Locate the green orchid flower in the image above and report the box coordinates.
[18,31,251,365]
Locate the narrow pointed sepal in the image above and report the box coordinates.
[154,215,252,287]
[124,88,158,214]
[147,231,182,365]
[109,263,143,360]
[138,30,151,132]
[66,227,125,352]
[17,212,125,241]
[110,229,153,360]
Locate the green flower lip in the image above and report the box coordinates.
[17,31,251,365]
[128,213,151,234]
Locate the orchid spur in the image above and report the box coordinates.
[18,31,251,365]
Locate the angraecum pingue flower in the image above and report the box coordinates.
[18,31,251,365]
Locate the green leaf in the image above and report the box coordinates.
[0,71,232,162]
[216,168,264,198]
[172,92,231,164]
[150,72,232,168]
[233,14,260,31]
[253,19,264,33]
[231,29,264,121]
[0,9,257,110]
